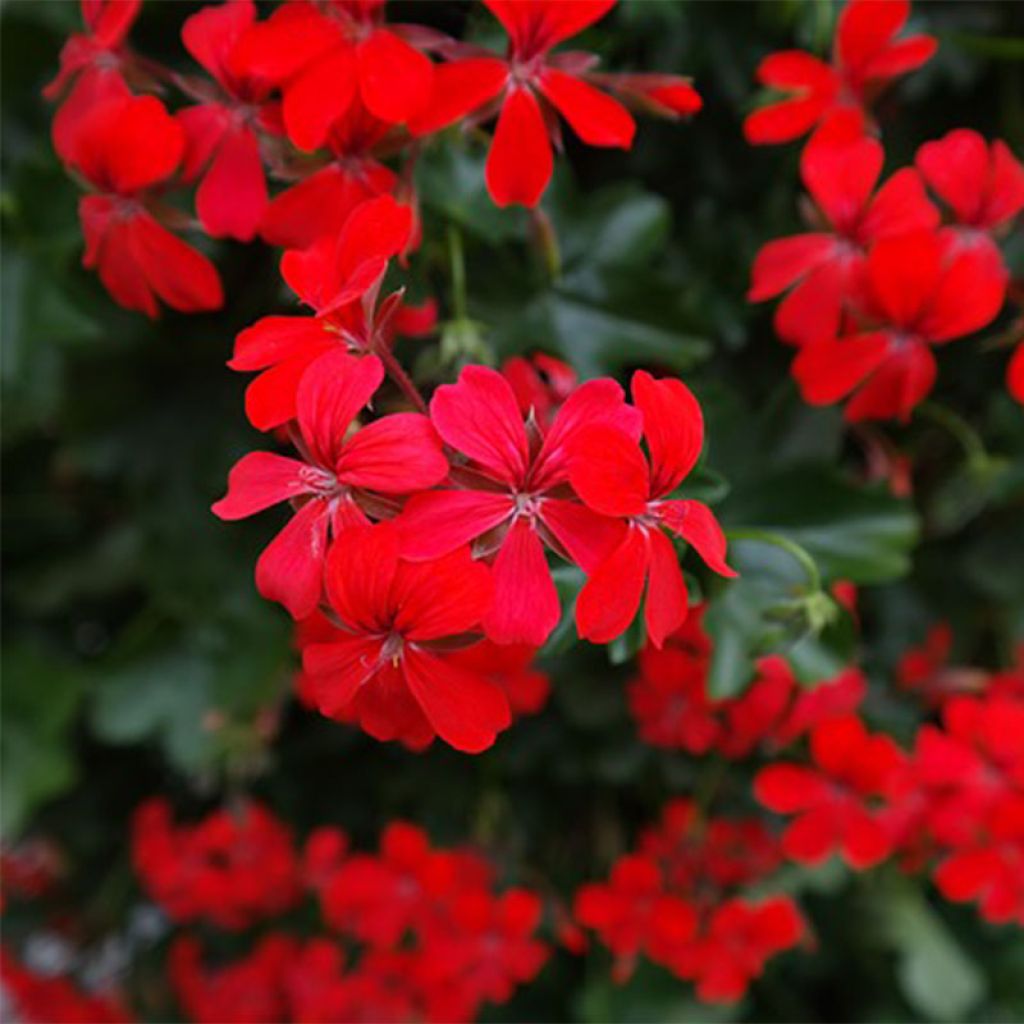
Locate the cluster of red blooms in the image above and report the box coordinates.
[745,0,1024,416]
[0,949,133,1024]
[128,801,548,1023]
[627,604,867,756]
[750,625,1024,926]
[574,799,804,1003]
[46,0,701,317]
[45,0,730,756]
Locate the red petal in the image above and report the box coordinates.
[357,28,433,124]
[658,500,736,578]
[485,87,553,209]
[755,765,830,811]
[533,377,641,491]
[743,96,831,146]
[860,35,937,81]
[80,198,158,318]
[782,810,837,864]
[430,365,530,485]
[986,140,1024,229]
[644,529,688,649]
[283,47,357,152]
[774,259,849,347]
[128,213,223,313]
[244,351,326,432]
[255,499,330,619]
[836,0,908,76]
[324,522,399,633]
[539,497,626,573]
[394,547,494,642]
[791,333,891,406]
[230,315,329,372]
[181,0,255,85]
[483,519,561,646]
[408,57,507,136]
[402,648,510,753]
[296,350,384,469]
[859,167,939,240]
[231,2,339,82]
[801,135,882,231]
[841,808,892,868]
[399,490,515,560]
[920,242,1007,343]
[177,103,231,182]
[569,425,649,516]
[303,635,383,717]
[538,69,635,148]
[632,370,704,496]
[575,528,649,644]
[915,129,989,225]
[195,125,267,241]
[337,413,448,493]
[842,340,936,422]
[1007,343,1024,405]
[747,234,836,302]
[756,50,835,89]
[211,451,309,520]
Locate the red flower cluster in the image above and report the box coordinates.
[142,809,549,1024]
[747,1,1023,418]
[213,219,733,752]
[47,0,701,315]
[131,797,303,930]
[628,608,866,757]
[575,799,804,1003]
[0,948,133,1024]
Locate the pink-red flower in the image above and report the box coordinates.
[398,365,639,647]
[569,371,736,648]
[212,350,446,619]
[302,521,510,752]
[65,93,223,317]
[744,0,936,145]
[792,229,1008,420]
[749,132,937,346]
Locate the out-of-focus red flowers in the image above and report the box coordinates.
[150,813,549,1024]
[0,948,133,1024]
[575,799,804,1002]
[131,797,303,929]
[744,0,936,146]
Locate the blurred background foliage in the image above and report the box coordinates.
[2,1,1024,1021]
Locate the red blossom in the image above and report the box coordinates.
[744,0,936,146]
[302,521,510,752]
[398,365,640,647]
[213,349,447,619]
[569,371,736,648]
[65,93,223,317]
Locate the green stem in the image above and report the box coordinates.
[916,400,987,465]
[447,223,468,322]
[725,527,823,593]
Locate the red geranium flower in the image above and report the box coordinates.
[749,132,937,346]
[302,521,510,752]
[448,640,550,718]
[398,366,639,647]
[755,714,904,868]
[213,349,447,619]
[744,0,936,145]
[229,195,412,430]
[411,0,636,208]
[792,229,1007,421]
[178,0,275,241]
[502,352,578,427]
[233,0,433,151]
[43,0,141,163]
[65,93,223,318]
[569,371,736,648]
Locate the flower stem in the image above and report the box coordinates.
[447,223,468,323]
[916,400,987,466]
[376,343,429,415]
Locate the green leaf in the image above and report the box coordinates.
[721,464,919,584]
